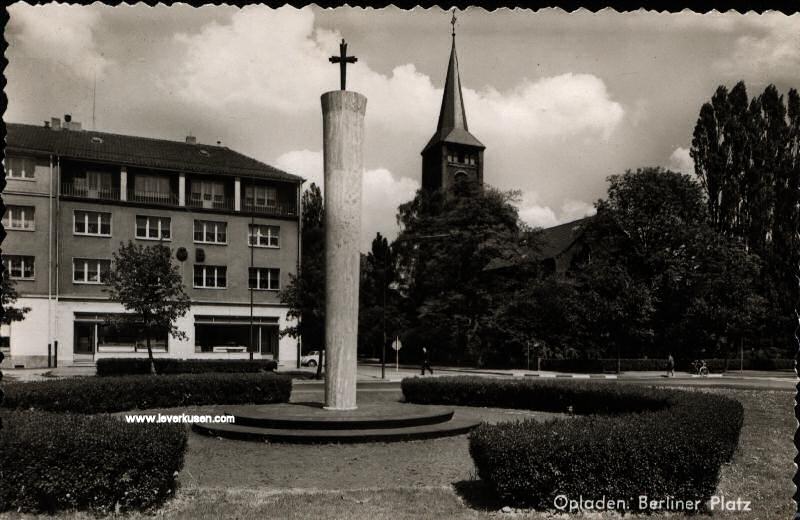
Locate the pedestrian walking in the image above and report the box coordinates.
[666,353,675,377]
[421,346,434,375]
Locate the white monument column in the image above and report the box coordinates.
[321,88,366,410]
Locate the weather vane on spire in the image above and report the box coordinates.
[329,38,358,91]
[451,9,457,37]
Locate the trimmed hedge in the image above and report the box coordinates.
[2,372,291,414]
[0,410,186,513]
[96,358,278,377]
[402,376,743,511]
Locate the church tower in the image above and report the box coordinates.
[421,15,485,192]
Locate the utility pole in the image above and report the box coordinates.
[249,176,255,361]
[526,340,530,371]
[381,252,387,380]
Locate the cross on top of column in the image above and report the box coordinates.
[329,38,358,91]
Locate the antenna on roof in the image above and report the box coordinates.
[92,59,97,130]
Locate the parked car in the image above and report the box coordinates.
[300,350,321,367]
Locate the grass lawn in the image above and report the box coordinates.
[3,385,793,519]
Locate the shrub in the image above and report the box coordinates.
[0,410,186,513]
[402,376,669,415]
[402,376,744,511]
[96,358,278,377]
[2,372,291,414]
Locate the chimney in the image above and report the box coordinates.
[62,114,82,131]
[51,117,61,131]
[185,135,197,145]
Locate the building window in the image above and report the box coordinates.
[248,224,280,248]
[3,205,35,230]
[3,255,35,280]
[469,155,476,166]
[6,156,36,179]
[133,174,172,202]
[73,258,111,284]
[193,220,227,244]
[244,185,277,209]
[74,170,115,198]
[98,321,167,352]
[74,210,112,236]
[248,267,280,290]
[194,265,227,289]
[136,215,171,240]
[190,180,225,207]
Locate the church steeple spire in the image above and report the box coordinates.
[436,22,469,134]
[421,11,485,192]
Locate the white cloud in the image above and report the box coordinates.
[715,14,800,81]
[168,7,624,145]
[274,149,324,188]
[516,191,595,229]
[8,3,110,80]
[468,74,624,143]
[560,199,596,222]
[361,168,419,250]
[275,149,418,250]
[668,146,694,174]
[519,204,559,229]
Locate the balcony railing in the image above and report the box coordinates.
[241,202,297,217]
[128,190,179,206]
[61,182,298,218]
[61,183,120,201]
[187,196,235,211]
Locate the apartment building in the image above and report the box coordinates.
[2,116,303,368]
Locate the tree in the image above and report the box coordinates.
[394,182,540,366]
[358,233,407,361]
[0,272,29,430]
[106,242,190,373]
[691,83,800,354]
[1,272,31,325]
[575,167,764,359]
[280,183,325,377]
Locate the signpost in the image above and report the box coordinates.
[392,337,402,371]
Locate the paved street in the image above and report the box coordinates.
[2,362,794,391]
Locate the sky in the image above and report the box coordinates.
[4,4,800,250]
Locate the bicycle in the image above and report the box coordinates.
[691,359,709,377]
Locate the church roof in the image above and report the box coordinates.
[538,218,590,259]
[482,217,592,273]
[422,37,485,153]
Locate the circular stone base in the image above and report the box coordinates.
[192,402,480,444]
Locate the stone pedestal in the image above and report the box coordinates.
[321,90,367,410]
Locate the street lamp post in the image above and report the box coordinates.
[526,340,530,371]
[381,257,387,380]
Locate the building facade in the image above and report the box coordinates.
[421,30,485,192]
[2,118,303,368]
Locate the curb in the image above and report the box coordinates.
[525,373,618,379]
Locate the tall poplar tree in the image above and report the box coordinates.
[691,83,800,353]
